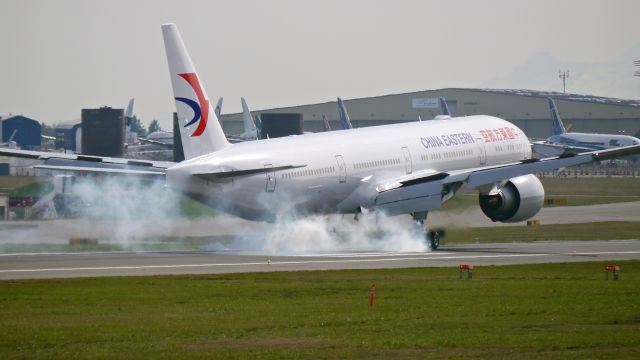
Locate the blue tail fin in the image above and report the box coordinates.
[439,97,451,116]
[548,97,566,135]
[337,97,353,130]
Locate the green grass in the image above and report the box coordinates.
[0,176,52,197]
[1,261,640,359]
[540,177,640,196]
[440,221,640,244]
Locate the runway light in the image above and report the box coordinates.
[459,264,474,279]
[605,265,620,280]
[369,284,376,307]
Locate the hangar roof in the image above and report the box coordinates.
[458,88,640,107]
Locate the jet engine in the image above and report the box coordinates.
[478,174,544,223]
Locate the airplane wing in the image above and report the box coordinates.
[139,137,174,149]
[0,148,172,176]
[531,141,595,158]
[372,144,640,215]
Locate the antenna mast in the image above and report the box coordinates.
[559,70,569,93]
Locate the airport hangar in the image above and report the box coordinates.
[219,88,640,139]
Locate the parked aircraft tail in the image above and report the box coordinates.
[162,23,230,159]
[439,97,451,116]
[337,97,353,130]
[548,97,566,135]
[125,98,135,119]
[241,97,257,133]
[322,115,332,132]
[214,97,223,119]
[255,115,262,139]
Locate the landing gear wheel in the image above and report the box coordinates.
[428,231,440,250]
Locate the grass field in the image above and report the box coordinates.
[440,221,640,244]
[0,176,52,197]
[1,261,639,359]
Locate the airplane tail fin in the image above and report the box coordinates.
[214,97,223,119]
[439,97,451,116]
[124,98,135,144]
[162,23,230,159]
[241,98,257,133]
[125,98,135,119]
[322,115,332,131]
[337,97,353,130]
[255,115,262,140]
[548,97,566,135]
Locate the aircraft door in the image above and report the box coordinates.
[401,146,412,174]
[476,139,487,165]
[264,164,276,192]
[335,155,347,183]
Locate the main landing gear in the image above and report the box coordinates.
[412,211,440,250]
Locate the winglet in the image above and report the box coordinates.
[162,23,230,159]
[548,97,566,135]
[337,97,353,130]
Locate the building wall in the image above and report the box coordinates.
[1,115,42,149]
[219,89,640,139]
[81,107,124,157]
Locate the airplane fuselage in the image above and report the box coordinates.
[166,115,531,221]
[548,132,640,150]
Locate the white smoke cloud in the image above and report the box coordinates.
[1,175,431,254]
[225,213,428,254]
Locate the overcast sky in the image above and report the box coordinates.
[1,0,638,129]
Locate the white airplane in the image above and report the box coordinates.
[1,23,639,251]
[533,98,640,158]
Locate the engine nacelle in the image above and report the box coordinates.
[479,174,544,223]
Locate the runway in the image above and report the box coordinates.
[1,240,638,280]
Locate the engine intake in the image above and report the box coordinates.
[479,174,544,223]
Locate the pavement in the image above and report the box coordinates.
[1,201,639,280]
[1,240,638,280]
